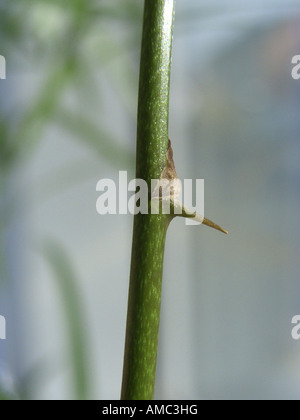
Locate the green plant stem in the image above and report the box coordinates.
[121,0,175,400]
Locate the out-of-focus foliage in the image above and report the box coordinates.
[0,0,140,175]
[1,0,300,400]
[0,0,142,400]
[42,239,90,400]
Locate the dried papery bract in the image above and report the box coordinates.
[152,140,228,232]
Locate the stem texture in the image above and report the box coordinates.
[121,0,174,400]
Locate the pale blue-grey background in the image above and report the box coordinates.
[0,0,300,399]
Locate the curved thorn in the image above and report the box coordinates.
[202,217,228,234]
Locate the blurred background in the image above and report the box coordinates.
[0,0,300,400]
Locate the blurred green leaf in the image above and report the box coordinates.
[0,389,13,400]
[54,107,134,169]
[17,355,65,400]
[42,240,90,400]
[12,58,78,162]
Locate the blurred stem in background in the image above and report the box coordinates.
[121,0,174,400]
[43,240,89,400]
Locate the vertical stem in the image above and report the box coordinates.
[121,0,175,400]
